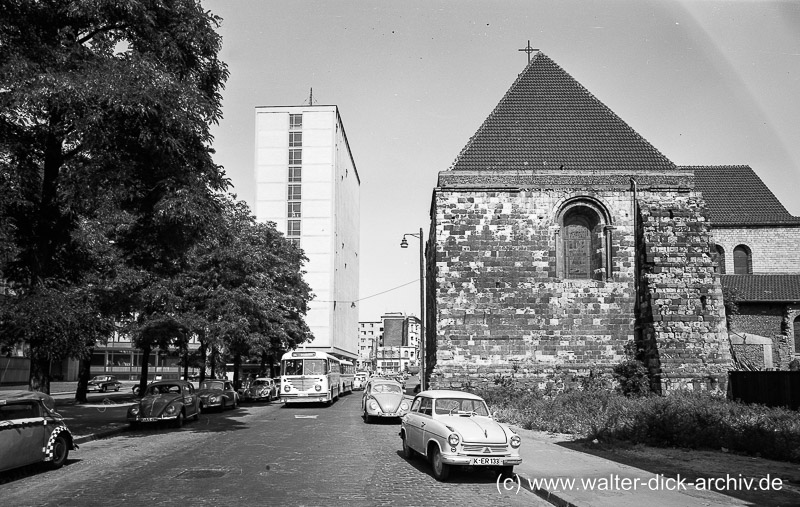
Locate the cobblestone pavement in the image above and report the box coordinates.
[0,393,548,506]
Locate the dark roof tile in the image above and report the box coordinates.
[720,274,800,302]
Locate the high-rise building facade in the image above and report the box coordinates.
[255,105,360,360]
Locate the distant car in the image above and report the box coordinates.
[196,379,239,411]
[361,379,410,423]
[127,380,200,428]
[243,378,277,402]
[0,391,78,472]
[87,375,123,393]
[399,390,522,481]
[353,373,368,391]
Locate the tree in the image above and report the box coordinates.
[0,1,229,392]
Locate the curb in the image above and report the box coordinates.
[515,471,581,507]
[73,425,129,445]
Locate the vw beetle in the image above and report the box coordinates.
[0,391,78,472]
[361,378,409,422]
[127,380,200,428]
[399,390,522,481]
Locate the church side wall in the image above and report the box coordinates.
[637,191,732,392]
[711,226,800,274]
[429,188,637,391]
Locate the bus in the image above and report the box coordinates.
[340,359,355,394]
[279,350,342,404]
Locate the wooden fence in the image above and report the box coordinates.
[728,371,800,410]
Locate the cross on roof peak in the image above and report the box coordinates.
[518,40,539,63]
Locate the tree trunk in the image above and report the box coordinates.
[138,346,151,396]
[209,345,216,379]
[199,341,207,383]
[232,353,241,391]
[29,356,51,394]
[75,351,93,403]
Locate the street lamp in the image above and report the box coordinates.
[401,228,425,391]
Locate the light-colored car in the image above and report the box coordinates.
[197,379,239,411]
[243,378,277,402]
[361,379,410,422]
[127,380,201,428]
[87,375,123,392]
[399,390,522,481]
[353,373,368,391]
[0,391,78,472]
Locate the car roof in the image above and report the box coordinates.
[369,379,402,386]
[149,380,193,386]
[415,389,484,401]
[0,390,55,404]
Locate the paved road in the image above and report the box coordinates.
[1,393,547,506]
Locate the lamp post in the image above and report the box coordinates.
[401,228,425,391]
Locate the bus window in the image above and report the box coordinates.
[283,360,304,376]
[304,359,328,375]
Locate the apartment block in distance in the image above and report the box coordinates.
[255,104,360,360]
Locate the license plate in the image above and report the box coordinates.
[470,457,502,465]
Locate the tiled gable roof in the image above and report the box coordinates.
[721,274,800,302]
[690,165,800,225]
[449,52,676,173]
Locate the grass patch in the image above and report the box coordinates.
[473,387,800,463]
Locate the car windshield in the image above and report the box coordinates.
[253,380,269,386]
[434,398,490,416]
[200,381,224,390]
[370,383,401,394]
[147,384,181,396]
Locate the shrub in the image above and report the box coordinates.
[612,360,650,397]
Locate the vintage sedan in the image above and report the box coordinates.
[127,380,200,428]
[87,375,123,392]
[361,379,410,423]
[243,378,277,402]
[399,390,522,481]
[0,391,78,472]
[196,379,239,411]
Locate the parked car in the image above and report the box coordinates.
[127,380,200,428]
[353,372,368,391]
[87,375,123,393]
[196,379,239,411]
[243,378,277,402]
[361,379,410,423]
[399,390,522,481]
[0,391,78,472]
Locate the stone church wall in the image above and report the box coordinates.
[711,226,800,274]
[429,186,638,390]
[636,191,732,392]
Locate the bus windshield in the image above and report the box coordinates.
[282,359,328,375]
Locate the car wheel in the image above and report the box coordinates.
[431,446,450,481]
[232,396,238,409]
[47,434,69,469]
[174,411,185,428]
[115,386,120,392]
[193,406,200,421]
[221,399,227,411]
[402,435,415,459]
[100,385,106,393]
[363,409,371,424]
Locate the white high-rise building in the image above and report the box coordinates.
[254,104,360,360]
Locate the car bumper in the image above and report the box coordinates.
[128,415,179,423]
[281,394,329,403]
[441,454,523,466]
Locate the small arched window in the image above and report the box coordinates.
[558,201,608,280]
[733,245,752,275]
[711,244,726,274]
[794,316,800,354]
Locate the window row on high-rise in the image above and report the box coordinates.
[287,113,302,245]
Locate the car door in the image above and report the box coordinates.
[183,384,198,417]
[405,396,431,454]
[0,401,46,472]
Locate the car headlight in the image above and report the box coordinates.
[129,406,139,416]
[284,385,290,392]
[369,400,379,410]
[400,402,409,411]
[510,435,521,448]
[315,385,322,392]
[448,433,460,446]
[209,396,219,403]
[165,404,177,415]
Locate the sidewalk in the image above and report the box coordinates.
[51,390,135,445]
[511,427,749,507]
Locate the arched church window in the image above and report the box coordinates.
[561,206,603,279]
[733,245,752,275]
[794,316,800,354]
[711,244,725,274]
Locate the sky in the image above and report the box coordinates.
[202,0,800,323]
